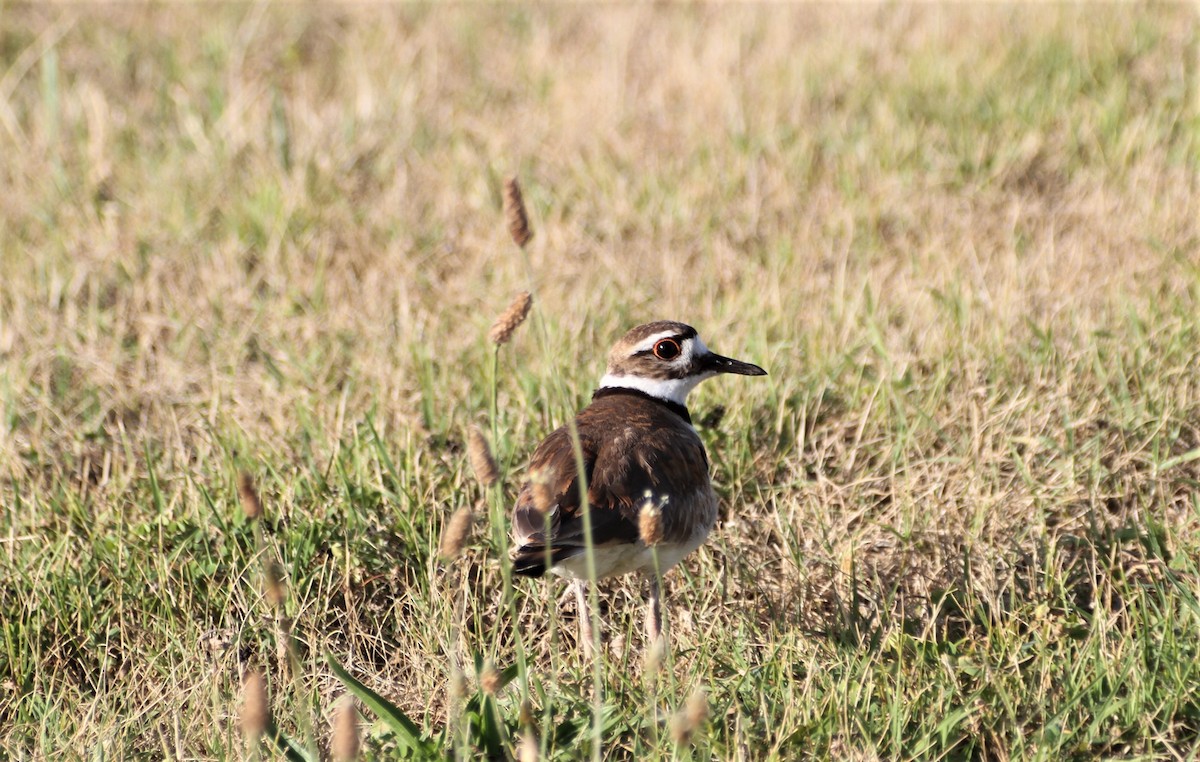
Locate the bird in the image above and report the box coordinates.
[509,320,767,654]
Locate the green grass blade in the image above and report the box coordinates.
[326,652,435,757]
[262,720,316,762]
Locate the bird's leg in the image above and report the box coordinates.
[573,579,596,658]
[644,573,663,645]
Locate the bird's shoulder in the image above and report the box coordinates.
[579,393,709,503]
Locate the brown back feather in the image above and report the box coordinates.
[510,391,709,575]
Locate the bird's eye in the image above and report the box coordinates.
[653,339,681,360]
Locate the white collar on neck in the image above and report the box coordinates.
[597,372,714,407]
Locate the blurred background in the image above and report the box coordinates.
[2,4,1199,759]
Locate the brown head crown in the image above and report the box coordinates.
[598,320,767,406]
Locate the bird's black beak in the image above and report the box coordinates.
[702,352,767,377]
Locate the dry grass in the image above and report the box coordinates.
[2,4,1199,759]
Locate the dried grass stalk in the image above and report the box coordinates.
[489,291,532,346]
[467,427,500,487]
[503,176,533,248]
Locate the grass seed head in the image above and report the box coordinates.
[263,560,286,608]
[670,688,708,746]
[448,666,466,704]
[479,661,501,696]
[276,616,295,670]
[643,635,666,677]
[503,176,533,248]
[238,472,262,520]
[240,669,269,741]
[638,498,664,547]
[517,727,540,762]
[528,466,556,513]
[488,291,532,346]
[331,695,360,762]
[685,688,708,727]
[467,426,500,488]
[518,698,536,729]
[438,504,475,561]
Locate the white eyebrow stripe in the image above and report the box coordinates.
[631,331,684,354]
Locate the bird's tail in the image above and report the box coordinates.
[510,545,579,578]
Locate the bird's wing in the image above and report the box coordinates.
[509,417,708,576]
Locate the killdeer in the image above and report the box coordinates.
[510,320,767,652]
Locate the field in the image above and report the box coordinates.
[2,4,1200,760]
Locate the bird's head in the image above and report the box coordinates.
[598,320,767,406]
